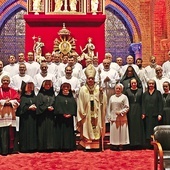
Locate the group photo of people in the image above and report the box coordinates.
[2,0,170,169]
[1,50,170,156]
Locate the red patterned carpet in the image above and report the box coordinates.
[0,149,153,170]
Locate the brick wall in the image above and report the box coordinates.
[120,0,168,66]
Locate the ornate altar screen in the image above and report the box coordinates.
[25,0,106,64]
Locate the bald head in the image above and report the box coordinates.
[105,53,113,62]
[126,55,134,64]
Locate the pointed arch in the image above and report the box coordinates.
[111,0,141,40]
[0,3,26,28]
[105,4,133,42]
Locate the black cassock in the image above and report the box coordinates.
[36,90,55,151]
[163,93,170,125]
[142,90,163,139]
[17,94,37,152]
[125,88,145,146]
[54,94,77,151]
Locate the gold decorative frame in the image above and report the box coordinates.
[45,0,86,14]
[87,0,105,14]
[27,0,105,15]
[27,0,45,14]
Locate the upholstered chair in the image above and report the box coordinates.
[151,125,170,170]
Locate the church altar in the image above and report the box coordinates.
[24,0,106,64]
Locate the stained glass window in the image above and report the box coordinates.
[105,8,132,64]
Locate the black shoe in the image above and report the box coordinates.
[110,145,119,151]
[119,145,123,151]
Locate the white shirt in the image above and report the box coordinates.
[162,60,170,77]
[3,64,18,77]
[60,64,83,80]
[122,64,139,76]
[96,68,120,88]
[137,67,148,92]
[98,62,120,72]
[54,62,66,78]
[47,62,58,77]
[34,72,57,95]
[10,74,34,91]
[145,65,160,81]
[25,61,40,77]
[153,76,170,94]
[55,76,81,96]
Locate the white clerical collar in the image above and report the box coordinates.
[150,63,156,68]
[66,75,72,79]
[55,62,60,65]
[19,73,25,77]
[41,73,47,77]
[18,61,26,64]
[104,68,110,72]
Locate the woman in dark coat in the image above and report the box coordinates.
[162,81,170,125]
[36,80,55,151]
[54,82,77,151]
[17,81,37,152]
[125,78,145,149]
[142,79,163,148]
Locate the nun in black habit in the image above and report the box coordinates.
[36,80,55,151]
[17,81,37,152]
[54,82,77,151]
[120,65,142,93]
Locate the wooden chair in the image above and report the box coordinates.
[151,125,170,170]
